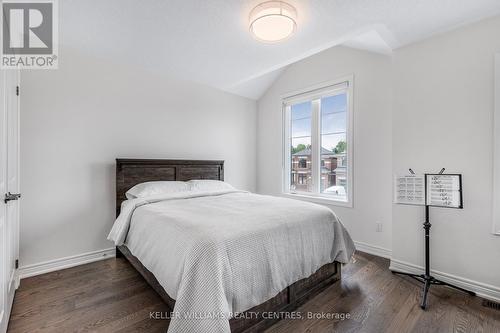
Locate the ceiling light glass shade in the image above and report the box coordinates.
[249,1,297,43]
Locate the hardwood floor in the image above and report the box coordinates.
[7,252,500,333]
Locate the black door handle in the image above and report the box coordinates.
[4,192,21,203]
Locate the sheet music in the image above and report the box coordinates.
[394,175,425,205]
[426,174,462,208]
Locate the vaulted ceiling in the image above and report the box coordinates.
[63,0,500,99]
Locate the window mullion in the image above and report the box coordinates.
[311,99,321,194]
[283,104,291,193]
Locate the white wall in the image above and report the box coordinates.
[21,10,500,298]
[392,16,500,291]
[257,46,393,254]
[20,48,256,267]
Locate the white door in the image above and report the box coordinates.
[0,69,20,333]
[493,54,500,235]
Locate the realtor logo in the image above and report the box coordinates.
[2,0,58,69]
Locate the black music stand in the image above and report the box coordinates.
[392,169,475,309]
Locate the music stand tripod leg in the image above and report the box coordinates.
[420,279,431,310]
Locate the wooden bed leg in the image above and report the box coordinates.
[115,246,124,258]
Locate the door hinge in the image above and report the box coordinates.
[15,259,19,269]
[16,85,19,96]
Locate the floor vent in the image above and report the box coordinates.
[482,300,500,311]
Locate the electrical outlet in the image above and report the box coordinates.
[376,222,383,232]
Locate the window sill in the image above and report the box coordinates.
[282,192,353,208]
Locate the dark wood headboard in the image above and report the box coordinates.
[116,159,224,216]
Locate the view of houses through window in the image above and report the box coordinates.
[288,89,349,201]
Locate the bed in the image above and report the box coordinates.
[108,159,355,333]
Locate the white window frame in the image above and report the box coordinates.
[281,75,354,207]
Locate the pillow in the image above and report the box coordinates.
[187,180,234,192]
[126,181,190,199]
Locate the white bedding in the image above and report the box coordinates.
[108,190,355,333]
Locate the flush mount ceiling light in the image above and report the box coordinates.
[249,1,297,43]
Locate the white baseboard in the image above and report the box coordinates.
[14,241,391,281]
[354,241,392,259]
[390,258,500,303]
[18,248,116,280]
[17,245,500,303]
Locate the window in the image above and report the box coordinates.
[299,158,307,168]
[283,78,353,205]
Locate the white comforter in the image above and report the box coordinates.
[108,190,355,333]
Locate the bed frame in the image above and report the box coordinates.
[115,158,341,333]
